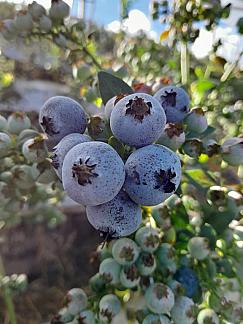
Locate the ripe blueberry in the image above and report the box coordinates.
[154,85,190,123]
[110,93,166,147]
[51,133,91,179]
[86,190,142,237]
[39,96,87,146]
[124,144,181,206]
[62,141,125,206]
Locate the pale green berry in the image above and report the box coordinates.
[66,288,87,315]
[99,294,121,322]
[39,15,52,32]
[188,237,210,260]
[1,19,17,40]
[221,137,243,166]
[56,307,73,322]
[137,252,156,276]
[79,310,95,324]
[112,238,140,266]
[15,13,33,32]
[171,296,196,324]
[7,113,31,134]
[135,226,160,252]
[0,181,9,204]
[197,308,219,324]
[22,136,47,163]
[157,123,185,151]
[185,107,208,134]
[142,314,171,324]
[0,132,11,157]
[99,258,121,285]
[17,129,40,146]
[120,264,140,288]
[0,115,8,131]
[11,165,37,190]
[145,283,174,314]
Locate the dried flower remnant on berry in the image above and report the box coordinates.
[154,169,176,193]
[161,90,177,108]
[154,284,169,299]
[114,93,128,105]
[142,253,155,267]
[119,246,135,261]
[165,123,184,138]
[72,157,98,186]
[124,264,139,281]
[125,96,152,122]
[40,116,59,136]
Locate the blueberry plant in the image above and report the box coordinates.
[38,68,242,323]
[0,1,242,324]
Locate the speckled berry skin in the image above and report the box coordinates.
[39,96,87,146]
[124,144,181,206]
[142,314,170,324]
[86,190,142,237]
[62,141,125,206]
[171,296,196,324]
[197,308,219,324]
[145,283,175,314]
[174,267,199,298]
[154,86,190,123]
[52,133,91,179]
[110,93,166,147]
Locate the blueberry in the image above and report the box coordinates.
[185,107,208,134]
[65,288,87,316]
[110,93,166,147]
[145,283,175,314]
[120,264,140,288]
[0,132,11,158]
[62,141,125,206]
[49,0,70,22]
[86,190,142,237]
[135,226,160,252]
[39,15,52,32]
[221,137,243,166]
[14,13,33,33]
[22,136,47,163]
[174,267,199,298]
[79,310,95,324]
[142,314,170,324]
[99,294,121,322]
[51,133,91,179]
[187,237,210,260]
[136,252,156,276]
[99,258,121,285]
[154,85,190,123]
[0,115,8,131]
[39,96,87,146]
[104,94,127,121]
[156,243,176,273]
[8,112,31,134]
[124,144,181,206]
[197,308,219,324]
[171,296,196,324]
[28,1,46,19]
[112,238,140,265]
[157,123,185,151]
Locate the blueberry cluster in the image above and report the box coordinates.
[51,222,203,324]
[39,88,192,237]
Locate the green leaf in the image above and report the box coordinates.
[185,169,215,187]
[108,136,125,158]
[98,71,133,105]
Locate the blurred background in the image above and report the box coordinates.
[0,0,242,323]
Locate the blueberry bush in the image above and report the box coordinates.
[0,1,242,323]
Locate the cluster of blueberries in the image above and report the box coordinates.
[39,86,190,238]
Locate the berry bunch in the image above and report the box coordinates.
[0,112,64,225]
[39,87,188,237]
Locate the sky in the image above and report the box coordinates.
[1,0,243,65]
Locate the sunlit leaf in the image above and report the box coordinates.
[185,169,214,187]
[160,29,170,42]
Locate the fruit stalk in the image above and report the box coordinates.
[181,42,189,86]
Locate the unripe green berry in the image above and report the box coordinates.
[0,132,11,157]
[185,107,208,134]
[99,258,121,285]
[8,113,31,134]
[99,294,121,322]
[145,283,175,314]
[197,308,219,324]
[137,252,156,276]
[0,115,8,131]
[188,237,210,260]
[135,226,160,253]
[120,264,140,288]
[112,238,140,266]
